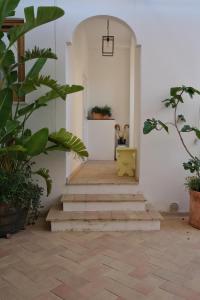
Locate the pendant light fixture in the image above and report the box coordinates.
[102,19,114,56]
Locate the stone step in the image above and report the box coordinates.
[65,184,141,195]
[61,194,146,212]
[46,206,163,232]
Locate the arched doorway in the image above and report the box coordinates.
[66,15,141,183]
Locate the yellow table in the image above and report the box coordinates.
[116,147,136,177]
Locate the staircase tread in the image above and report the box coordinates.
[46,206,163,222]
[61,194,146,203]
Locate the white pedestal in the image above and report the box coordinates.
[87,120,115,160]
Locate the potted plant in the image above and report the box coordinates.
[90,105,112,119]
[0,1,88,237]
[143,86,200,228]
[0,166,43,237]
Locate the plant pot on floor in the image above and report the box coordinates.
[189,190,200,229]
[0,204,28,238]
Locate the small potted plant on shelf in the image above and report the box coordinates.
[143,86,200,229]
[90,105,112,120]
[0,1,88,237]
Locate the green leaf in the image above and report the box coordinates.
[0,120,20,143]
[20,75,67,98]
[158,120,169,133]
[175,94,184,103]
[34,168,52,196]
[24,128,49,156]
[0,0,20,27]
[194,128,200,139]
[17,103,35,117]
[162,97,177,108]
[22,47,57,62]
[143,119,158,134]
[183,86,200,98]
[26,58,47,80]
[37,85,84,106]
[9,71,18,84]
[170,87,182,96]
[3,49,15,67]
[0,144,26,156]
[0,38,6,53]
[177,114,186,123]
[183,157,200,174]
[17,85,84,118]
[0,88,12,130]
[47,128,88,158]
[180,125,193,132]
[9,6,64,46]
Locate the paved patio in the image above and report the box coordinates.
[0,216,200,300]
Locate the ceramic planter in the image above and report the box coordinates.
[91,112,112,120]
[0,203,28,238]
[92,112,104,120]
[189,190,200,229]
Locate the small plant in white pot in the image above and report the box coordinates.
[143,86,200,228]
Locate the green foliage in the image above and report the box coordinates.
[0,0,20,27]
[101,105,112,117]
[22,46,57,62]
[91,105,112,117]
[143,119,168,134]
[143,85,200,190]
[183,158,200,174]
[0,166,43,222]
[185,177,200,192]
[24,128,49,156]
[180,125,200,139]
[9,6,65,46]
[34,168,52,196]
[48,128,89,158]
[0,1,88,213]
[177,114,186,123]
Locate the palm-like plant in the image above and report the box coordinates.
[0,0,88,197]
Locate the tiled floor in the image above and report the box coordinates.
[0,216,200,300]
[69,161,138,185]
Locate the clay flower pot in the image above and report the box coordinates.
[92,112,104,120]
[189,190,200,229]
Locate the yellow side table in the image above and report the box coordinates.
[116,147,136,177]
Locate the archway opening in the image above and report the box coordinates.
[66,15,141,184]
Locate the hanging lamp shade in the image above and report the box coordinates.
[102,19,114,56]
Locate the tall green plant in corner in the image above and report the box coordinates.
[0,0,88,233]
[143,86,200,228]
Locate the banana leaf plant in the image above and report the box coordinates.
[0,0,88,197]
[143,86,200,192]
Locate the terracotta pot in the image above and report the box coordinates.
[92,112,104,120]
[103,115,112,120]
[189,190,200,229]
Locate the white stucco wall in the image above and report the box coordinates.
[69,25,89,173]
[16,0,200,212]
[88,47,130,126]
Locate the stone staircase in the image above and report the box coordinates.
[46,193,163,232]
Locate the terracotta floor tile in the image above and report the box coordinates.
[1,217,200,300]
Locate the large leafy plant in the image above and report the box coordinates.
[0,0,88,199]
[143,86,200,192]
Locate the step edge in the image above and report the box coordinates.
[61,194,146,203]
[46,208,163,222]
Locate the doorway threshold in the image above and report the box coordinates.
[68,160,139,185]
